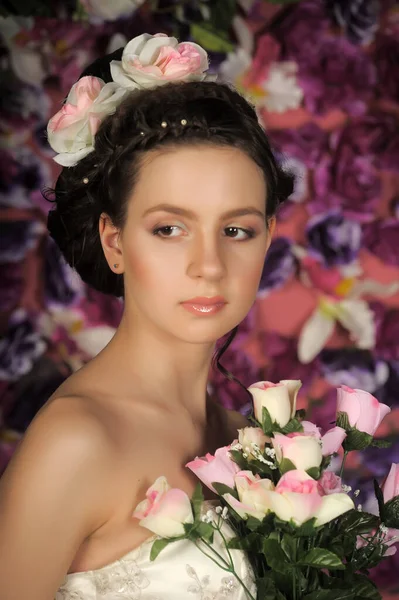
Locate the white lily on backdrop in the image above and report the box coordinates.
[292,245,399,364]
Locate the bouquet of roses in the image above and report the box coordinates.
[133,380,399,600]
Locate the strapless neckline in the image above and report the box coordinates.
[66,499,218,578]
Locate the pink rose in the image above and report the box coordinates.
[47,75,127,166]
[301,422,347,456]
[382,463,399,504]
[186,446,240,493]
[317,471,343,496]
[267,470,354,526]
[133,476,194,538]
[337,385,391,435]
[110,33,210,90]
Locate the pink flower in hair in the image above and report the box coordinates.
[47,76,127,167]
[110,33,211,90]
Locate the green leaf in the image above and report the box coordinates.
[227,532,262,552]
[351,575,381,599]
[191,483,204,521]
[306,466,321,480]
[279,457,297,474]
[190,23,234,53]
[262,406,274,435]
[303,591,354,600]
[281,417,304,434]
[299,548,345,570]
[370,438,392,448]
[263,538,292,573]
[281,533,297,561]
[150,538,176,561]
[246,515,263,531]
[373,479,385,519]
[194,521,214,542]
[295,408,307,420]
[336,411,351,431]
[228,449,248,471]
[257,574,287,600]
[294,517,318,537]
[343,429,373,452]
[382,495,399,529]
[212,482,238,499]
[338,509,380,534]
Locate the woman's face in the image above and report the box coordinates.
[107,145,274,344]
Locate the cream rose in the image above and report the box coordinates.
[248,379,302,428]
[110,33,210,90]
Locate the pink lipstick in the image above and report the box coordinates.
[181,296,227,316]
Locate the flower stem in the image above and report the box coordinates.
[196,537,256,600]
[339,450,349,478]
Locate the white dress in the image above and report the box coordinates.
[55,503,256,600]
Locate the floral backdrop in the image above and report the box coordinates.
[0,0,398,594]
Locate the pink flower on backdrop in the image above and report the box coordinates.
[243,33,280,87]
[382,463,399,504]
[301,256,351,299]
[186,446,240,493]
[337,385,391,435]
[317,471,343,496]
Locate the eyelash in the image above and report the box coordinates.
[152,226,257,241]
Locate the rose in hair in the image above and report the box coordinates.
[47,76,127,166]
[110,33,210,90]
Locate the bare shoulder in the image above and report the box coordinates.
[0,395,122,599]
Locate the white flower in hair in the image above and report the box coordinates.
[47,76,128,167]
[110,32,210,90]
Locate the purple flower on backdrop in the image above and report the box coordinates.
[377,360,399,408]
[374,33,399,103]
[261,332,318,392]
[44,238,83,307]
[4,355,71,433]
[312,152,381,223]
[332,110,399,173]
[0,310,46,382]
[0,220,45,264]
[307,387,337,433]
[0,147,50,209]
[0,77,50,135]
[319,349,390,394]
[362,218,399,267]
[297,35,377,116]
[257,237,297,297]
[306,211,362,266]
[361,438,399,478]
[371,302,399,362]
[269,123,330,169]
[0,263,24,312]
[324,0,380,45]
[271,0,330,58]
[210,348,260,412]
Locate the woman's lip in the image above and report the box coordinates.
[181,296,226,306]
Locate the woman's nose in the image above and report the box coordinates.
[186,234,227,281]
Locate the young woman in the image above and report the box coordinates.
[0,34,293,599]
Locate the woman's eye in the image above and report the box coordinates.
[224,227,256,241]
[152,226,182,238]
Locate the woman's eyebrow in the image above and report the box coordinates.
[142,203,265,220]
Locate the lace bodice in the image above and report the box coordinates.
[56,504,256,599]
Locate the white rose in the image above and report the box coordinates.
[248,379,302,427]
[81,0,144,21]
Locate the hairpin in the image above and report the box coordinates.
[82,177,89,184]
[181,119,187,126]
[161,121,168,128]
